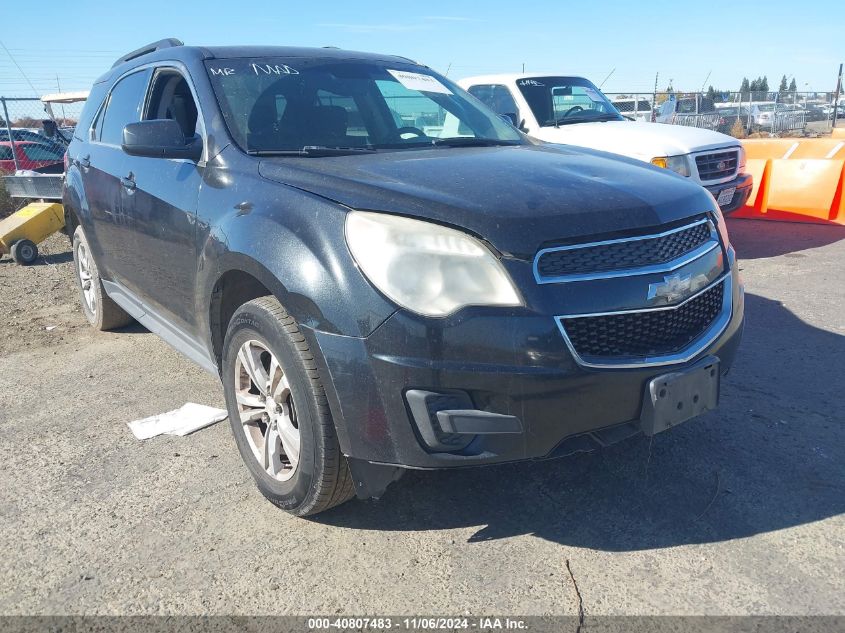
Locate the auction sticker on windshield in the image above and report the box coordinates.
[387,69,452,94]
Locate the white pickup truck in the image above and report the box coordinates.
[458,74,752,213]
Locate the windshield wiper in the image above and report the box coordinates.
[431,137,519,147]
[544,114,621,126]
[247,146,377,157]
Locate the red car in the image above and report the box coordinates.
[0,141,65,173]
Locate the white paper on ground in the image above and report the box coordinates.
[127,403,228,440]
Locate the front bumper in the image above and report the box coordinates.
[705,172,753,214]
[308,268,745,470]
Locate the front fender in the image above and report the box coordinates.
[196,164,396,347]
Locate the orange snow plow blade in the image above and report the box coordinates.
[733,138,845,225]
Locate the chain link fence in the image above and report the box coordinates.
[0,95,85,216]
[1,80,842,216]
[0,96,84,172]
[604,91,843,138]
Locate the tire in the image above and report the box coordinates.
[72,226,134,331]
[222,296,354,516]
[10,239,38,265]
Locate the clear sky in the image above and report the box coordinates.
[1,0,842,98]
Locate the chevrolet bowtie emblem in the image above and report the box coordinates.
[647,273,702,304]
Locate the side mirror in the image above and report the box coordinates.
[499,112,518,127]
[122,119,202,161]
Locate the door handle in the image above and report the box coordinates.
[78,154,90,169]
[120,172,136,191]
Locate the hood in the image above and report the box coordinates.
[258,144,716,258]
[533,120,740,162]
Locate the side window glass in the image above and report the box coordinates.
[22,145,63,161]
[468,84,519,117]
[145,70,200,139]
[0,146,13,160]
[99,70,150,145]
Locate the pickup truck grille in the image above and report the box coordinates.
[695,150,738,181]
[560,280,724,360]
[535,218,714,281]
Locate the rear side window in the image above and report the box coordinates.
[74,82,109,141]
[21,144,63,161]
[98,70,150,145]
[0,146,13,160]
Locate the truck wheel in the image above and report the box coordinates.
[72,226,134,331]
[10,239,38,265]
[222,296,355,516]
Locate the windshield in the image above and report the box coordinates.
[515,77,623,126]
[205,58,522,153]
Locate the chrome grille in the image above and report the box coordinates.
[560,280,725,361]
[534,218,715,282]
[695,150,738,181]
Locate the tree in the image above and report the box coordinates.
[740,77,750,94]
[748,76,769,101]
[779,75,789,93]
[789,78,797,93]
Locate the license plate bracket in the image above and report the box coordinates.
[717,187,736,207]
[640,357,720,436]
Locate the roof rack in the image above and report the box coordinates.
[112,38,183,68]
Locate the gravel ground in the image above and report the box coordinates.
[0,220,843,616]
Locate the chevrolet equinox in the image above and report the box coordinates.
[63,39,744,516]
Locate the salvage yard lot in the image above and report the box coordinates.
[0,219,843,615]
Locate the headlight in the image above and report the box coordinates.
[651,155,691,177]
[345,211,522,317]
[737,145,747,172]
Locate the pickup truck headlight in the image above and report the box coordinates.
[651,155,691,177]
[737,145,747,172]
[345,211,522,317]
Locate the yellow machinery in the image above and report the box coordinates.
[0,202,65,265]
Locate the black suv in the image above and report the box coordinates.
[64,39,744,516]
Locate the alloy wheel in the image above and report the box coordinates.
[234,339,301,481]
[76,241,97,315]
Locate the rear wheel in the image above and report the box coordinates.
[10,239,38,265]
[222,296,354,516]
[72,226,133,331]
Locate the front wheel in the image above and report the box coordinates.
[222,296,354,516]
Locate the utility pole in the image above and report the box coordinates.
[834,63,843,129]
[652,72,659,122]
